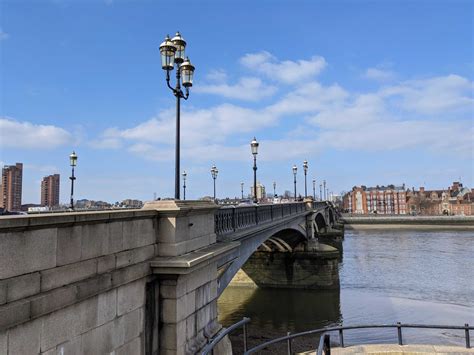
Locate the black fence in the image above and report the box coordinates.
[215,202,313,235]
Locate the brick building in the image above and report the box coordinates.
[0,163,23,212]
[41,174,60,207]
[343,184,407,214]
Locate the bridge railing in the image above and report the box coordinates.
[215,202,308,235]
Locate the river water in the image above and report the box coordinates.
[217,229,474,353]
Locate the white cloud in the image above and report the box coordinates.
[240,51,327,84]
[195,77,277,101]
[381,74,474,115]
[364,67,396,81]
[0,28,9,41]
[0,117,72,149]
[205,69,228,83]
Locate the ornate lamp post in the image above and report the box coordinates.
[69,151,77,210]
[313,179,316,200]
[273,181,276,197]
[292,165,297,201]
[240,182,244,199]
[211,165,218,203]
[319,183,323,201]
[303,160,308,198]
[159,32,195,200]
[182,170,187,200]
[250,137,259,203]
[323,180,327,200]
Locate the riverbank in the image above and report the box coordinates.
[342,215,474,230]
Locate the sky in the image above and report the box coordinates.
[1,0,473,204]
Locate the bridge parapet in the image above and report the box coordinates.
[215,202,308,236]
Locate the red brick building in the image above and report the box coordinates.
[0,163,23,212]
[343,184,407,214]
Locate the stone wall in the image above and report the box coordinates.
[0,210,158,355]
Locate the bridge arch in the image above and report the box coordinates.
[314,212,328,233]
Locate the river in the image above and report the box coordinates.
[217,229,474,353]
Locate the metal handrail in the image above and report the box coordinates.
[200,317,251,355]
[244,322,473,354]
[317,333,331,355]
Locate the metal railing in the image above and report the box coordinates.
[243,322,472,354]
[200,317,251,355]
[215,202,309,235]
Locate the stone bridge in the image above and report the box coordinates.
[0,200,342,355]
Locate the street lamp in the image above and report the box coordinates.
[313,179,316,200]
[159,32,195,200]
[303,160,308,198]
[319,183,323,201]
[250,137,259,203]
[211,165,218,203]
[182,170,187,200]
[69,151,77,210]
[292,165,297,201]
[323,180,327,200]
[240,182,244,199]
[273,181,276,197]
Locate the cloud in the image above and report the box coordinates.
[364,67,396,81]
[0,117,72,149]
[0,28,9,41]
[381,74,474,115]
[240,51,327,84]
[205,69,228,83]
[195,77,277,101]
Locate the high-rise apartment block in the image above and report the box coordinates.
[250,182,266,200]
[41,174,60,207]
[0,163,23,211]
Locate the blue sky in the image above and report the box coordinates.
[1,0,473,204]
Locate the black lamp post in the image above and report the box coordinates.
[313,179,316,200]
[292,165,297,201]
[182,170,187,200]
[159,32,195,200]
[323,180,327,200]
[303,160,308,198]
[273,181,276,197]
[319,184,323,201]
[211,165,218,203]
[250,137,259,203]
[69,151,77,210]
[240,182,244,199]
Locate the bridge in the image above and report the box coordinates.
[0,199,342,355]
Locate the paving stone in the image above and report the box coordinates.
[55,335,83,355]
[41,259,97,292]
[0,299,30,330]
[31,286,77,318]
[7,272,41,302]
[0,229,57,279]
[116,245,155,269]
[8,318,42,354]
[56,225,82,266]
[81,319,124,354]
[117,278,146,316]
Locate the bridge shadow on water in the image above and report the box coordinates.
[218,286,341,354]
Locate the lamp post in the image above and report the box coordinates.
[319,184,323,201]
[159,32,195,200]
[250,137,259,204]
[211,165,218,203]
[273,181,276,197]
[303,160,308,198]
[69,151,77,210]
[182,170,187,200]
[313,179,316,200]
[240,182,244,199]
[292,165,297,201]
[323,180,327,200]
